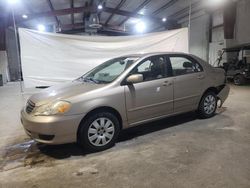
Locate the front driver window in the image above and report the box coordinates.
[132,56,167,82]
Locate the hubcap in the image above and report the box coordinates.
[88,118,115,147]
[204,95,216,115]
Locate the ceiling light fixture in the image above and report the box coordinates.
[206,0,227,7]
[129,18,140,24]
[7,0,19,4]
[98,4,103,10]
[22,14,28,19]
[135,21,146,33]
[37,24,46,32]
[162,17,167,22]
[139,10,144,15]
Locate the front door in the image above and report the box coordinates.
[124,55,174,125]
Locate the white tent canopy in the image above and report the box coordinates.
[19,28,188,88]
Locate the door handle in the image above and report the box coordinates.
[197,74,205,79]
[163,80,173,86]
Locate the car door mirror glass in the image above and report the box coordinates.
[126,74,143,84]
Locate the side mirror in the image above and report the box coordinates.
[126,74,143,84]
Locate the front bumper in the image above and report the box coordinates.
[21,109,84,144]
[217,84,230,104]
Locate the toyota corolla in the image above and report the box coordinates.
[21,52,230,151]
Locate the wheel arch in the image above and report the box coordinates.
[203,87,220,95]
[198,86,220,107]
[77,106,123,143]
[197,87,219,118]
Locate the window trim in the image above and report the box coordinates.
[167,54,204,77]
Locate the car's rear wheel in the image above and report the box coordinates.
[234,74,246,85]
[78,111,120,152]
[198,92,217,119]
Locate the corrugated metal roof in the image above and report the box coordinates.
[0,0,206,34]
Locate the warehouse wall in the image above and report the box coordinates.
[212,27,224,43]
[211,10,224,43]
[0,18,8,84]
[181,13,210,62]
[6,28,21,81]
[0,51,8,84]
[189,14,210,62]
[179,0,250,64]
[235,0,250,44]
[208,10,225,65]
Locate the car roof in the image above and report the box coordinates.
[123,52,190,58]
[119,52,211,69]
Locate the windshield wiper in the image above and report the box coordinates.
[96,80,110,84]
[83,77,99,84]
[78,77,110,84]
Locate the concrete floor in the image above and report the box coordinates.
[0,82,250,188]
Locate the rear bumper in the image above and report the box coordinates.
[21,109,84,144]
[217,84,230,104]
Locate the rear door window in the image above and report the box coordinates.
[169,56,203,76]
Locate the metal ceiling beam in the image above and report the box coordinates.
[103,7,157,21]
[16,5,166,26]
[20,0,34,28]
[15,7,93,23]
[104,0,126,25]
[60,28,129,35]
[46,0,60,26]
[168,1,201,19]
[61,22,125,31]
[150,1,203,32]
[152,0,178,15]
[176,8,204,21]
[118,0,151,26]
[61,22,86,30]
[60,22,129,34]
[89,0,94,6]
[150,18,181,32]
[23,0,34,14]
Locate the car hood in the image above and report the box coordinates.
[29,81,104,106]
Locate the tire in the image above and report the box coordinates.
[234,74,246,85]
[198,91,217,119]
[78,111,120,152]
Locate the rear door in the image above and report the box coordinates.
[168,55,206,113]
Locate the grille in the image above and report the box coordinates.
[26,100,35,114]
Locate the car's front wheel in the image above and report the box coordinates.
[78,111,120,152]
[198,92,217,119]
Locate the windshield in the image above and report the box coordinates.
[78,56,140,84]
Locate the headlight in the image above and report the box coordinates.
[33,101,71,116]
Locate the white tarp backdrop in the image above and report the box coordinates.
[19,28,188,88]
